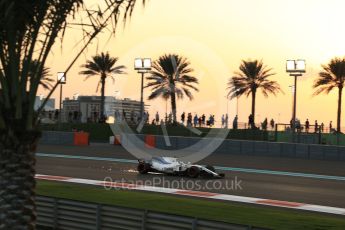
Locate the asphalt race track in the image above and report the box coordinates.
[36,143,345,209]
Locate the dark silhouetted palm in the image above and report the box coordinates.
[146,54,199,123]
[80,52,126,122]
[0,1,143,228]
[227,59,281,126]
[28,60,54,90]
[313,57,345,132]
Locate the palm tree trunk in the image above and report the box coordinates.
[337,87,343,132]
[100,75,106,123]
[170,92,177,124]
[0,129,40,230]
[251,89,256,127]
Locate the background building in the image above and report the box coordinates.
[34,96,57,124]
[62,96,147,123]
[34,96,55,111]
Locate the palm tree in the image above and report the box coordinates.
[80,52,126,122]
[227,59,281,126]
[0,1,142,228]
[313,57,345,132]
[29,60,54,90]
[145,54,199,123]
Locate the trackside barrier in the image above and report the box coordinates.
[109,136,114,144]
[40,131,89,146]
[145,135,155,148]
[36,195,268,230]
[115,135,121,145]
[73,132,89,146]
[40,132,345,161]
[39,131,74,145]
[134,134,345,161]
[109,135,121,145]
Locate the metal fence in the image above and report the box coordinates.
[37,196,268,230]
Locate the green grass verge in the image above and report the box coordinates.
[37,180,345,230]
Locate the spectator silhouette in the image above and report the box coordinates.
[210,115,215,127]
[262,118,268,130]
[233,115,238,130]
[198,116,202,127]
[296,119,301,131]
[187,113,192,126]
[201,114,206,127]
[181,112,185,125]
[248,114,254,129]
[225,114,229,128]
[314,120,318,133]
[305,119,310,133]
[207,115,215,127]
[193,114,198,127]
[270,118,275,130]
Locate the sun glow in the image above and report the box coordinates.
[41,0,345,124]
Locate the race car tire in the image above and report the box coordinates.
[137,163,150,174]
[187,166,200,178]
[205,165,215,172]
[200,165,215,178]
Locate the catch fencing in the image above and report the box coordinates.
[37,196,268,230]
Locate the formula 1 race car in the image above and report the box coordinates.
[137,157,225,179]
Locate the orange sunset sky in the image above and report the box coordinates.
[39,0,345,125]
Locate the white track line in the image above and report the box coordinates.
[36,174,345,216]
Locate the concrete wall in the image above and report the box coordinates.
[39,131,74,145]
[150,134,345,161]
[39,131,345,161]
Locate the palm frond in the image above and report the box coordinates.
[145,53,199,101]
[80,52,126,88]
[227,59,279,99]
[313,57,345,95]
[28,60,54,90]
[148,87,170,100]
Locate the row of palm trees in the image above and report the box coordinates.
[78,53,199,124]
[77,53,198,123]
[38,52,345,132]
[226,57,345,133]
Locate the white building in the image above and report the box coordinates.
[62,96,147,123]
[34,96,55,111]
